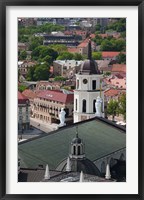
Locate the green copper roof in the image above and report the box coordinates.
[19,118,126,170]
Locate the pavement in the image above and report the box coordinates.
[30,118,59,133]
[18,118,59,142]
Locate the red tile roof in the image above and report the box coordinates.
[104,88,126,97]
[18,91,29,104]
[102,52,126,58]
[90,34,95,39]
[104,89,119,97]
[67,47,79,53]
[111,64,126,73]
[98,34,108,38]
[78,38,89,48]
[37,90,74,104]
[22,89,37,99]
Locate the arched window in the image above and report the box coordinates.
[78,146,81,155]
[73,146,76,155]
[77,79,79,89]
[82,99,86,113]
[93,99,96,113]
[75,99,77,111]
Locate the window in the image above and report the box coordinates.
[82,99,86,113]
[92,80,96,90]
[73,146,76,155]
[78,146,81,155]
[75,99,77,111]
[93,99,96,112]
[77,79,79,89]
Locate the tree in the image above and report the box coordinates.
[54,76,67,82]
[18,85,27,92]
[56,52,74,60]
[33,64,50,81]
[116,53,126,64]
[26,66,36,81]
[29,36,43,51]
[19,50,27,60]
[73,53,84,60]
[107,99,119,121]
[92,52,102,60]
[49,44,67,54]
[31,46,58,63]
[119,93,126,121]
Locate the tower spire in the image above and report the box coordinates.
[88,38,92,60]
[76,126,78,138]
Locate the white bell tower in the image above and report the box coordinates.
[74,39,104,123]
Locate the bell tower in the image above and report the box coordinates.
[74,39,104,123]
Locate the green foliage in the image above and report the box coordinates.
[54,76,67,82]
[93,35,103,45]
[26,66,36,81]
[19,50,27,60]
[119,93,126,120]
[107,99,119,121]
[31,46,58,64]
[18,23,65,42]
[56,52,74,60]
[92,52,102,60]
[26,64,50,81]
[33,64,49,81]
[49,44,67,54]
[106,18,126,32]
[116,53,126,64]
[18,85,27,92]
[29,36,43,51]
[104,71,111,76]
[73,53,84,60]
[100,38,126,51]
[95,24,101,31]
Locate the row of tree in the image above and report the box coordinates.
[107,93,126,121]
[93,35,126,52]
[18,23,65,43]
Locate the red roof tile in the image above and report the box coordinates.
[37,90,74,104]
[111,64,126,73]
[104,88,126,97]
[22,89,37,99]
[67,47,79,53]
[102,52,126,58]
[18,91,29,104]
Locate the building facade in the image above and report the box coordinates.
[18,91,30,131]
[32,90,74,124]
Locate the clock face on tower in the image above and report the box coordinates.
[83,79,88,84]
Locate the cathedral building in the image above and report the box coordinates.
[74,39,104,123]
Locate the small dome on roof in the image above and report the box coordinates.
[72,137,82,144]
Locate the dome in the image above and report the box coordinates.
[56,157,101,176]
[71,137,82,144]
[80,59,99,74]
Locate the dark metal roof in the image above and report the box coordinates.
[56,157,101,176]
[18,117,126,170]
